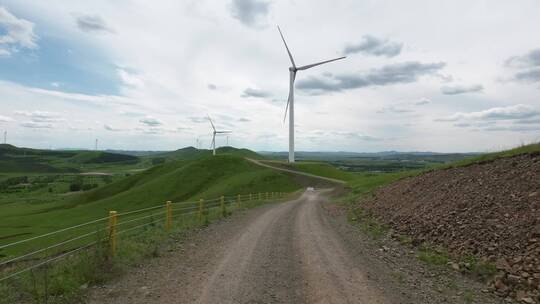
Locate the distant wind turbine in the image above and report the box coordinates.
[207,115,231,156]
[278,26,346,163]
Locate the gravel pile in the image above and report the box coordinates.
[361,152,540,302]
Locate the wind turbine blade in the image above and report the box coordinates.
[296,56,346,71]
[207,114,216,131]
[277,26,296,68]
[283,72,295,123]
[215,131,232,134]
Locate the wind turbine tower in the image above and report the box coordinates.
[95,139,98,151]
[3,131,6,144]
[207,115,231,156]
[277,26,346,163]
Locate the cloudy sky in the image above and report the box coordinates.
[0,0,539,152]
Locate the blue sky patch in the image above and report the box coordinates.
[0,34,121,96]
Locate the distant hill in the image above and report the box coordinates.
[104,150,167,157]
[150,146,263,162]
[259,150,479,161]
[259,150,481,173]
[0,144,139,173]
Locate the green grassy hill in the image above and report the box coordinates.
[0,154,303,255]
[149,146,262,162]
[0,144,139,173]
[151,146,208,161]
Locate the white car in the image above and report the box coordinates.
[307,187,314,191]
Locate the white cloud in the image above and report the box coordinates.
[441,84,483,95]
[343,35,403,57]
[26,86,132,106]
[20,121,52,129]
[414,98,431,106]
[241,87,272,98]
[75,14,113,33]
[14,110,64,122]
[104,124,124,132]
[435,104,540,122]
[0,6,37,55]
[117,68,144,88]
[229,0,270,28]
[139,116,162,126]
[0,115,14,122]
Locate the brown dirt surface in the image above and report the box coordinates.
[87,190,504,304]
[360,152,540,302]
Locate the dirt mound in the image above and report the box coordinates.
[361,152,540,302]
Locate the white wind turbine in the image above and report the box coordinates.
[278,26,346,163]
[207,115,231,156]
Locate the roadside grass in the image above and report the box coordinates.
[347,207,389,239]
[440,142,540,169]
[417,246,450,266]
[0,194,289,304]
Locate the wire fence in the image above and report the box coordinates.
[0,191,285,283]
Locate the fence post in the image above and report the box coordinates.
[221,196,226,217]
[237,194,241,208]
[165,201,172,230]
[249,193,252,201]
[199,199,204,224]
[108,211,117,257]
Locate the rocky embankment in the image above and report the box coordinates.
[361,152,540,303]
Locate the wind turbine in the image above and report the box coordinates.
[207,115,231,156]
[278,26,346,163]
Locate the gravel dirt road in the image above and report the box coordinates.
[88,189,504,304]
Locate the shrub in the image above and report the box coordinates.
[69,183,82,192]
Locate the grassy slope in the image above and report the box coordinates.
[0,155,301,254]
[343,143,540,202]
[259,160,358,182]
[443,142,540,168]
[290,162,358,181]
